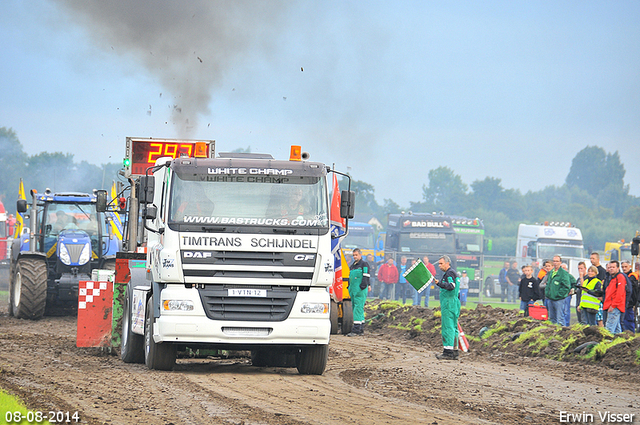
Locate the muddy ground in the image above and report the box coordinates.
[0,297,638,425]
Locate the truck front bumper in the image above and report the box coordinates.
[154,286,331,346]
[155,316,330,345]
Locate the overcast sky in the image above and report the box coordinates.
[2,1,639,206]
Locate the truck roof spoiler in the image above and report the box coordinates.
[217,152,274,159]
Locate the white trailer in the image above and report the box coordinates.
[516,222,587,276]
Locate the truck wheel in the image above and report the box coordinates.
[10,258,47,320]
[121,284,144,363]
[144,297,176,370]
[296,344,328,375]
[330,300,339,335]
[341,300,353,335]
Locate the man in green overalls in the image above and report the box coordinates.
[347,248,370,336]
[435,255,460,360]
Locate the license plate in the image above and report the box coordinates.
[227,288,267,297]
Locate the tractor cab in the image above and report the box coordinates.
[10,189,120,318]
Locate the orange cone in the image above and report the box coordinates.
[458,322,469,352]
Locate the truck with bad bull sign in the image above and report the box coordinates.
[384,212,458,299]
[118,138,355,374]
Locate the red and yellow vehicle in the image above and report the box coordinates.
[329,249,353,335]
[0,200,15,266]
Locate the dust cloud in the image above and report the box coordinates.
[53,0,292,135]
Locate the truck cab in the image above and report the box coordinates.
[384,212,457,282]
[604,241,632,263]
[119,139,354,375]
[516,222,586,276]
[451,216,485,297]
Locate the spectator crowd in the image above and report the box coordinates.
[502,252,638,334]
[363,251,639,335]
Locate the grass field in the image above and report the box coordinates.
[0,389,53,425]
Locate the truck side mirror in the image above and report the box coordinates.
[340,190,355,219]
[17,199,27,213]
[96,190,107,212]
[144,205,157,220]
[632,236,640,256]
[140,176,155,204]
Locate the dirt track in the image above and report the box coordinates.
[0,296,637,425]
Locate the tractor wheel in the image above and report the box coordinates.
[102,259,116,271]
[121,283,144,363]
[330,299,339,335]
[144,297,176,370]
[341,299,353,335]
[295,344,328,375]
[10,258,47,320]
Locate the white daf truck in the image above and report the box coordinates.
[118,138,354,374]
[516,222,587,276]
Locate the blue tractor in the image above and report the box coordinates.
[9,189,120,319]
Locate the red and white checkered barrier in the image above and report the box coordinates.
[78,281,110,310]
[77,280,114,347]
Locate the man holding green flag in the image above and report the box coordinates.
[435,255,461,360]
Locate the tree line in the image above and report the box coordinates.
[2,126,638,256]
[0,127,122,207]
[340,146,640,256]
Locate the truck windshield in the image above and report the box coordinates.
[343,227,374,250]
[538,244,584,259]
[43,203,104,250]
[169,173,328,230]
[396,232,456,253]
[343,234,374,250]
[456,233,483,253]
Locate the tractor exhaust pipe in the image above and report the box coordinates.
[29,190,38,252]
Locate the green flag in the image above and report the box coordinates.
[403,259,434,293]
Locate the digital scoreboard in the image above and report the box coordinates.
[124,137,215,177]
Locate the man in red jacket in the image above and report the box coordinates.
[604,260,626,334]
[377,257,398,300]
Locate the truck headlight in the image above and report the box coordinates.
[59,242,71,265]
[78,243,91,265]
[301,303,329,314]
[163,300,194,311]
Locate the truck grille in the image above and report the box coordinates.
[197,284,298,322]
[181,250,315,283]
